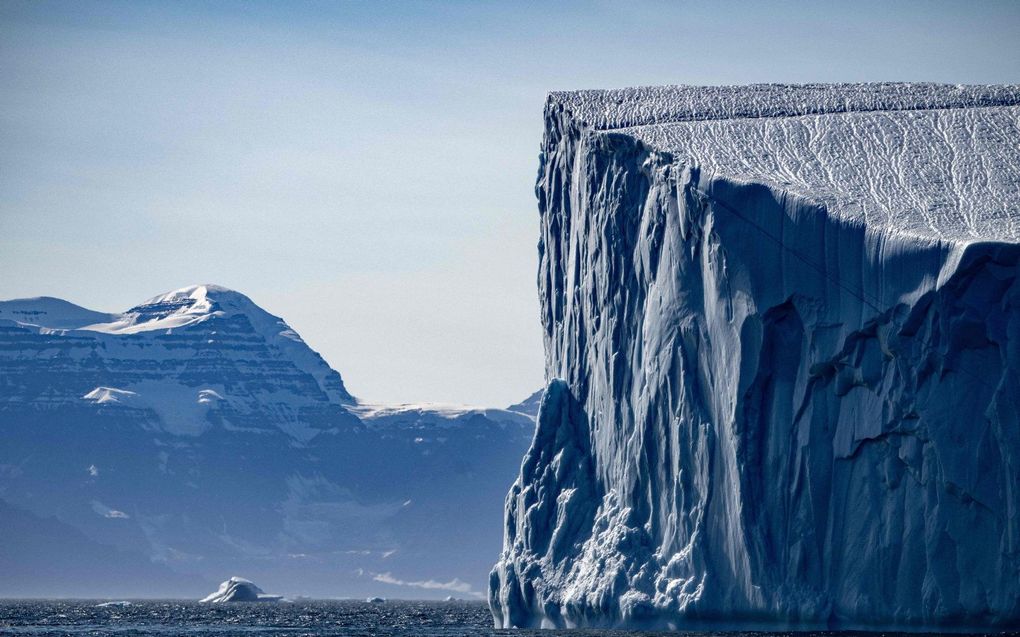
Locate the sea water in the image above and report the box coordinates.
[0,600,1009,636]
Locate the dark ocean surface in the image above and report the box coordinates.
[0,600,1012,637]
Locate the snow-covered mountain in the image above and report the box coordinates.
[0,284,535,598]
[505,389,543,418]
[490,84,1020,630]
[1,284,355,440]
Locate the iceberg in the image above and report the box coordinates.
[490,84,1020,631]
[200,576,283,603]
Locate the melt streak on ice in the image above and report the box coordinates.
[489,83,1020,630]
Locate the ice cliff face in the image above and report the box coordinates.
[491,84,1020,630]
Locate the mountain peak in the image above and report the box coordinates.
[140,284,243,306]
[1,285,267,334]
[1,284,354,404]
[92,284,262,335]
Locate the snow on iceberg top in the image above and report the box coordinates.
[200,576,283,603]
[628,105,1020,242]
[552,83,1020,243]
[549,82,1020,130]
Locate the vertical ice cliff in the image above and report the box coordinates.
[490,84,1020,630]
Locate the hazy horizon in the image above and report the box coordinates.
[3,0,1019,406]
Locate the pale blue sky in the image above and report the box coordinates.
[2,1,1019,405]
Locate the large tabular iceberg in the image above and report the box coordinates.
[490,84,1020,630]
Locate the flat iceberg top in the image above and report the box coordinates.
[626,104,1020,242]
[550,82,1020,130]
[551,83,1020,243]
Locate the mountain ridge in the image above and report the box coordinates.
[0,284,538,597]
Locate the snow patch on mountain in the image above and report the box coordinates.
[351,401,535,429]
[197,389,223,405]
[91,501,130,519]
[82,387,139,405]
[81,382,238,436]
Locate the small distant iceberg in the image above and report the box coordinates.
[200,576,283,603]
[366,596,385,603]
[96,600,131,608]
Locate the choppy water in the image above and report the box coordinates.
[0,600,1010,637]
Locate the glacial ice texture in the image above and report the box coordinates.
[490,84,1020,630]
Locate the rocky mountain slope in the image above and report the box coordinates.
[0,285,535,598]
[490,83,1020,630]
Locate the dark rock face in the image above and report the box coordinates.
[490,84,1020,630]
